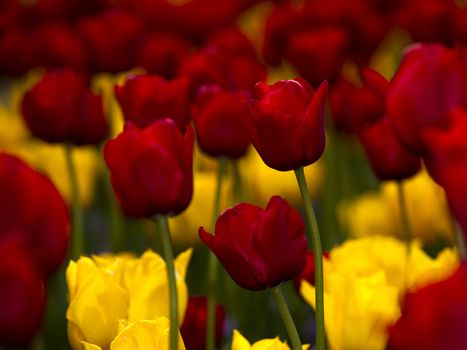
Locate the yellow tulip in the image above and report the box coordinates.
[231,330,307,350]
[300,235,459,350]
[339,170,454,243]
[302,274,399,350]
[81,318,185,350]
[66,249,192,350]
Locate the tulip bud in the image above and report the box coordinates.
[104,120,194,218]
[199,196,307,290]
[247,78,328,171]
[21,69,108,145]
[192,86,250,159]
[115,74,191,131]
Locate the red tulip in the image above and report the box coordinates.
[104,120,194,218]
[206,27,257,59]
[386,44,467,153]
[78,9,142,73]
[180,296,225,350]
[329,74,385,133]
[422,108,467,236]
[388,263,467,350]
[359,117,421,180]
[192,86,250,159]
[135,32,191,79]
[115,74,191,131]
[180,46,266,98]
[199,196,308,290]
[21,69,108,145]
[247,78,328,171]
[0,27,36,76]
[0,153,69,278]
[285,27,348,87]
[33,23,88,70]
[0,240,45,348]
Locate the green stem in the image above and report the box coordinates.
[271,286,302,350]
[206,158,227,350]
[294,167,325,350]
[104,170,125,251]
[231,160,244,203]
[155,216,178,350]
[64,144,84,260]
[397,181,412,254]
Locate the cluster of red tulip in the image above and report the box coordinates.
[1,0,467,349]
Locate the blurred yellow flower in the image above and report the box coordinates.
[300,235,459,350]
[170,170,231,246]
[81,318,185,350]
[240,149,324,207]
[231,330,307,350]
[339,170,454,243]
[66,249,192,350]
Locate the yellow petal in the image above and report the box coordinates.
[66,259,129,349]
[127,249,192,323]
[232,330,251,350]
[111,318,185,350]
[81,342,102,350]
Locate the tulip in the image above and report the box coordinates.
[78,9,142,73]
[388,264,467,350]
[247,78,327,171]
[422,108,467,236]
[180,296,225,350]
[199,196,307,290]
[104,119,194,218]
[285,27,348,87]
[386,44,467,152]
[301,235,459,350]
[114,74,191,130]
[66,249,192,350]
[21,69,108,145]
[33,23,88,70]
[192,86,250,159]
[0,240,45,348]
[358,117,421,180]
[0,153,69,277]
[135,32,190,79]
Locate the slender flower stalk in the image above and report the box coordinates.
[271,286,302,350]
[294,166,325,350]
[64,143,84,260]
[155,216,178,350]
[231,160,244,203]
[104,170,125,251]
[397,181,412,254]
[206,158,228,350]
